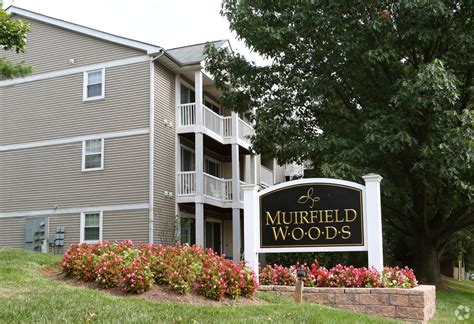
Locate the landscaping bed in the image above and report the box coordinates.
[43,266,263,306]
[59,241,258,301]
[258,262,435,322]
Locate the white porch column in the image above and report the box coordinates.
[363,173,384,271]
[195,203,204,246]
[232,143,241,261]
[194,71,205,246]
[242,184,259,279]
[231,111,238,143]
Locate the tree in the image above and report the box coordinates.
[205,0,473,283]
[0,6,32,79]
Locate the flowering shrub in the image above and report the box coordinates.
[260,260,416,289]
[310,260,331,287]
[359,267,382,288]
[95,252,122,288]
[120,255,154,293]
[382,266,417,288]
[197,258,228,300]
[60,243,100,282]
[60,241,258,299]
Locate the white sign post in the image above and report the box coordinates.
[242,174,384,281]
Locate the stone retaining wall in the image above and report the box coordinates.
[259,285,435,322]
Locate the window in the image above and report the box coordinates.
[180,84,195,104]
[83,68,105,100]
[181,146,195,172]
[80,211,102,243]
[82,139,104,171]
[180,217,195,245]
[205,157,221,177]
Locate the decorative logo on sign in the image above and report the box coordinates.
[297,187,320,208]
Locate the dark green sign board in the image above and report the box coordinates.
[259,183,364,248]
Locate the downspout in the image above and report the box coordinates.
[148,49,165,244]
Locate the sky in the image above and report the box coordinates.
[2,0,265,64]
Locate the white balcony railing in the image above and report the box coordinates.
[204,173,232,201]
[238,118,254,142]
[178,103,196,126]
[223,117,232,138]
[177,171,196,196]
[177,171,247,205]
[177,103,253,144]
[260,166,274,186]
[239,180,245,202]
[203,105,223,135]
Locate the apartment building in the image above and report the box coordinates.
[0,7,296,261]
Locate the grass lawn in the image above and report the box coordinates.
[433,277,474,323]
[0,247,471,323]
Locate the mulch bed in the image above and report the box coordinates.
[42,267,265,306]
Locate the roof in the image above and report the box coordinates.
[166,40,229,65]
[5,6,163,54]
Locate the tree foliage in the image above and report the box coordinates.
[0,7,32,79]
[205,0,474,283]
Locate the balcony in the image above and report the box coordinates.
[177,171,245,208]
[177,103,254,149]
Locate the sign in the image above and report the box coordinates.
[242,176,384,280]
[260,184,363,248]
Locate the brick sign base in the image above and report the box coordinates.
[259,285,435,322]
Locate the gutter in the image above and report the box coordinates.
[148,49,165,244]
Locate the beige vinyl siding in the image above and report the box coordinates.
[3,18,144,75]
[244,155,251,183]
[48,213,80,253]
[103,209,149,243]
[0,135,149,213]
[0,217,25,249]
[153,62,176,245]
[47,209,149,252]
[0,61,150,145]
[274,162,286,184]
[256,155,262,185]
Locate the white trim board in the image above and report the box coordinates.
[80,210,103,244]
[0,55,150,87]
[0,203,150,219]
[5,6,162,54]
[0,128,149,152]
[148,59,155,244]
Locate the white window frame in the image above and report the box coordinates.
[80,211,103,243]
[82,138,104,172]
[83,68,105,101]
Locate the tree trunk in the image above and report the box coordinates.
[413,232,441,284]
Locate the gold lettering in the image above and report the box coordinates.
[325,226,338,239]
[345,209,357,222]
[272,226,289,240]
[308,227,321,240]
[266,211,281,225]
[310,210,319,223]
[324,210,334,223]
[282,212,292,225]
[291,227,305,240]
[300,211,310,224]
[341,225,351,239]
[335,209,344,223]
